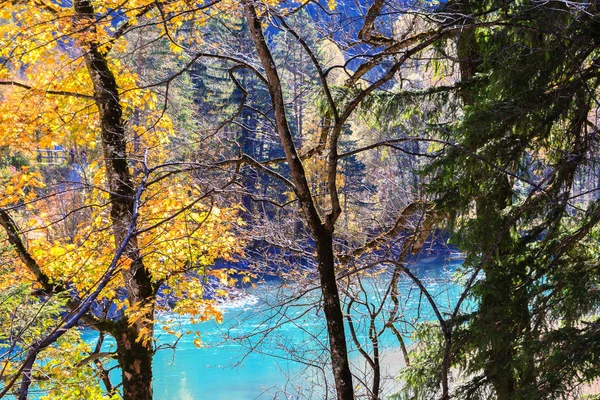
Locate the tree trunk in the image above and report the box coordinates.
[454,0,481,106]
[115,324,154,400]
[439,337,452,400]
[315,227,355,399]
[242,2,354,398]
[73,1,156,398]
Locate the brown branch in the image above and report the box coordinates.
[105,2,157,54]
[275,14,339,122]
[325,122,342,230]
[339,201,432,263]
[0,210,57,293]
[349,20,504,86]
[0,81,94,100]
[213,155,295,189]
[357,0,393,46]
[242,0,323,230]
[385,258,451,337]
[74,351,116,367]
[0,210,117,333]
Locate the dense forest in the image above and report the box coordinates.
[0,0,599,399]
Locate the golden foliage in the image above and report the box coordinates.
[0,0,248,396]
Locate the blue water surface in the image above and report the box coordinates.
[22,256,468,399]
[146,256,467,399]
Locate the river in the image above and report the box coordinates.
[149,256,466,399]
[24,255,467,399]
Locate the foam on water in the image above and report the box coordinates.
[217,292,260,311]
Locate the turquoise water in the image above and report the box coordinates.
[22,257,467,399]
[147,257,466,399]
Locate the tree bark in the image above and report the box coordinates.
[73,2,155,399]
[454,0,481,105]
[315,227,355,399]
[242,2,354,398]
[114,324,154,400]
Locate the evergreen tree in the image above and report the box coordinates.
[422,1,600,398]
